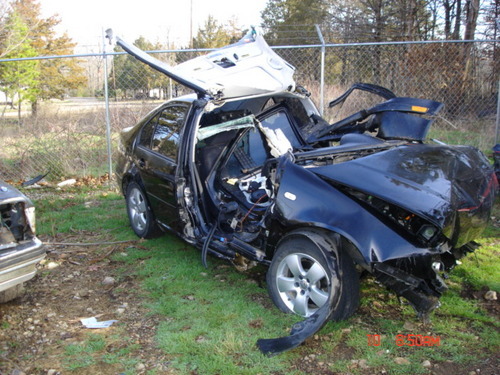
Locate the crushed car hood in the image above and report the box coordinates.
[108,29,296,100]
[0,180,32,205]
[311,144,496,242]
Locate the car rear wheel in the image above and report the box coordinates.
[125,181,159,238]
[267,232,359,320]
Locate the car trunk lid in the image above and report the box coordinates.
[109,29,296,101]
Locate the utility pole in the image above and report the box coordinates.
[190,0,193,48]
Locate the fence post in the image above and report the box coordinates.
[315,25,325,116]
[496,79,500,145]
[102,29,113,187]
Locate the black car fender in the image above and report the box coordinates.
[119,162,143,195]
[269,157,430,267]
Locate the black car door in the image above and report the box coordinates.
[133,103,189,229]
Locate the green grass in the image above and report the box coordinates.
[428,121,495,153]
[33,187,499,374]
[62,332,139,373]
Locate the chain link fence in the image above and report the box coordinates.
[0,39,498,184]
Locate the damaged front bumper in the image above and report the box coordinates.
[372,240,483,321]
[1,181,45,295]
[0,237,44,292]
[373,260,443,321]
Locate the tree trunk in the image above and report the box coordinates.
[17,100,21,126]
[456,0,480,113]
[464,0,479,40]
[31,100,38,117]
[452,0,462,39]
[443,0,453,39]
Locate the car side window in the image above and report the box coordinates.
[224,110,299,177]
[138,120,155,148]
[259,110,301,149]
[139,105,187,159]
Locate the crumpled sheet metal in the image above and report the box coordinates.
[257,297,333,356]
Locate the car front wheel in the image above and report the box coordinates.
[125,181,159,238]
[267,231,359,320]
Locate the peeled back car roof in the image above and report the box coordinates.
[109,29,296,101]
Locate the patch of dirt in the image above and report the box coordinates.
[460,283,500,317]
[0,232,174,375]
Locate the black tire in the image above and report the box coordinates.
[125,181,160,238]
[266,231,359,320]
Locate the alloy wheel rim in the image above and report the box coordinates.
[129,187,147,232]
[275,252,330,317]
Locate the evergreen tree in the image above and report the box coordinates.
[192,15,241,49]
[261,0,329,45]
[113,37,169,99]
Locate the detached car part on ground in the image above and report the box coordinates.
[0,180,44,303]
[111,29,497,354]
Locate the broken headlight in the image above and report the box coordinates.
[418,224,438,241]
[1,202,29,241]
[25,206,36,234]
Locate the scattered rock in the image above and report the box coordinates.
[403,321,417,330]
[59,332,73,340]
[135,363,146,372]
[422,360,432,368]
[359,359,369,369]
[47,370,59,375]
[76,289,90,298]
[394,357,410,365]
[484,290,497,301]
[102,276,116,285]
[46,262,59,270]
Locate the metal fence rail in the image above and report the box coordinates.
[0,39,498,183]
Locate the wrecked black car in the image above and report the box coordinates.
[112,30,497,353]
[0,179,44,303]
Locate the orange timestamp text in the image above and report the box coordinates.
[367,334,441,347]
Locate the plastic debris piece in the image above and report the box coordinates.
[80,317,117,329]
[57,179,77,187]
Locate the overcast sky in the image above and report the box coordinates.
[40,0,269,53]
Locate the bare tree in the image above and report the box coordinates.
[464,0,480,40]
